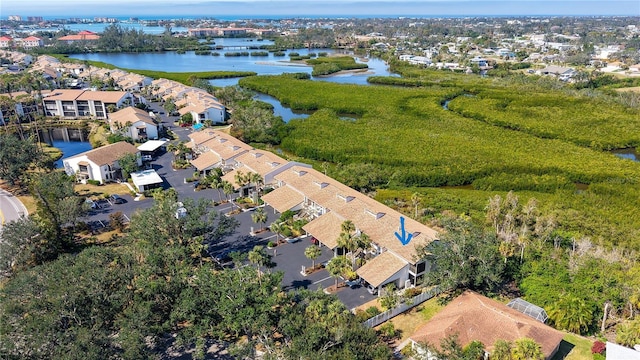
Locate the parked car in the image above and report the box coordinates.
[85,199,99,210]
[345,278,362,289]
[366,283,378,295]
[109,194,126,204]
[142,154,153,161]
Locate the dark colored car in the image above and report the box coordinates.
[110,194,126,204]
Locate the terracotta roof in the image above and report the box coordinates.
[261,185,304,213]
[43,90,128,103]
[68,141,138,166]
[302,211,345,249]
[0,36,12,41]
[76,90,128,103]
[43,89,84,101]
[190,151,220,171]
[58,32,100,41]
[356,251,407,288]
[109,106,156,126]
[410,291,565,359]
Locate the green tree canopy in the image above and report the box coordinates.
[420,216,505,293]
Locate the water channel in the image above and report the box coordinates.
[38,127,92,168]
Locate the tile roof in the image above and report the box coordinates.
[76,90,128,103]
[58,31,100,41]
[188,130,218,146]
[233,149,286,177]
[43,89,84,101]
[410,291,565,359]
[221,167,242,188]
[356,251,408,288]
[273,166,438,263]
[190,151,220,171]
[261,185,304,213]
[302,211,345,249]
[67,141,138,166]
[109,106,156,126]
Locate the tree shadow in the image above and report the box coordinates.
[285,279,312,291]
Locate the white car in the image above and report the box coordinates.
[142,155,153,161]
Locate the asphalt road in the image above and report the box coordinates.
[0,188,28,231]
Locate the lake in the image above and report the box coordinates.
[70,42,394,86]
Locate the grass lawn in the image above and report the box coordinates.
[75,183,133,199]
[387,296,445,343]
[553,333,593,360]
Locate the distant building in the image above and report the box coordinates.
[57,30,100,44]
[0,36,12,48]
[17,36,43,49]
[187,27,248,37]
[27,16,44,22]
[7,15,22,21]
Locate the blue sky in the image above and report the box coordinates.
[2,0,639,18]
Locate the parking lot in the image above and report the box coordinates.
[80,113,376,310]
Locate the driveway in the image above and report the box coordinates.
[265,234,377,310]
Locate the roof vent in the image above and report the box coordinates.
[294,170,307,176]
[365,209,385,219]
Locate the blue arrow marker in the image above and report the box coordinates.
[395,216,413,246]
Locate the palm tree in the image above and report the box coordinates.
[270,221,284,242]
[326,256,350,290]
[547,294,593,335]
[512,338,543,360]
[248,171,263,196]
[305,244,322,270]
[251,207,268,231]
[247,245,269,283]
[210,177,224,203]
[336,220,369,270]
[491,339,513,360]
[411,192,421,219]
[234,170,248,195]
[222,180,234,203]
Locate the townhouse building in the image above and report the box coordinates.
[189,130,440,294]
[63,141,141,184]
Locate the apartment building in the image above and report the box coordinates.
[43,89,141,119]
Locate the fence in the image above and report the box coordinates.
[362,286,443,328]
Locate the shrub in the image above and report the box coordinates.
[267,241,276,248]
[365,306,381,318]
[591,341,605,355]
[87,179,101,186]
